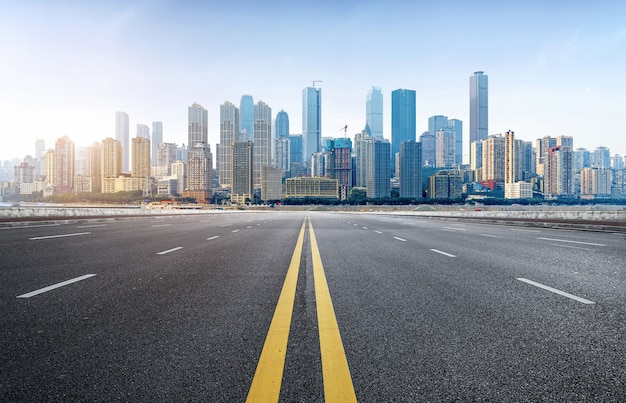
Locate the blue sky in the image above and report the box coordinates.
[1,0,625,162]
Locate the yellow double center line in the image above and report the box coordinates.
[246,217,357,402]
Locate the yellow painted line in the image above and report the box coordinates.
[309,219,358,403]
[246,220,306,402]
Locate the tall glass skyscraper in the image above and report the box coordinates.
[151,121,163,163]
[275,110,289,138]
[115,111,129,172]
[366,86,383,139]
[240,95,254,142]
[470,71,488,144]
[188,103,208,151]
[302,86,322,166]
[391,89,416,176]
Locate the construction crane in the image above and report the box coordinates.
[311,80,322,87]
[340,125,347,138]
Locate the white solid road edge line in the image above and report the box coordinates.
[516,278,595,305]
[430,249,456,257]
[29,232,91,240]
[17,274,97,298]
[537,237,606,247]
[157,246,184,255]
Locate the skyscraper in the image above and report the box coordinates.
[136,124,150,140]
[481,134,505,186]
[275,110,289,139]
[391,89,416,175]
[101,137,123,179]
[240,95,254,142]
[326,138,352,200]
[219,101,240,188]
[253,101,272,189]
[185,143,213,203]
[366,86,383,139]
[302,86,322,166]
[231,141,254,204]
[448,119,463,165]
[53,135,75,194]
[399,140,422,199]
[131,136,151,179]
[152,122,163,163]
[435,128,456,168]
[288,134,303,165]
[188,103,208,151]
[366,138,391,198]
[419,131,436,167]
[470,71,488,144]
[85,142,102,193]
[428,115,449,139]
[546,146,574,198]
[355,130,373,187]
[115,111,129,172]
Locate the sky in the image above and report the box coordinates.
[1,0,625,163]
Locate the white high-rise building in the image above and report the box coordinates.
[115,111,130,172]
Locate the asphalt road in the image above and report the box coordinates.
[1,211,625,402]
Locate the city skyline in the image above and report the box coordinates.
[1,1,625,162]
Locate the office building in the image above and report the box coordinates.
[428,115,449,140]
[469,71,488,144]
[156,143,178,178]
[275,110,289,139]
[240,95,254,142]
[366,86,383,139]
[115,111,130,172]
[253,101,272,189]
[152,122,163,163]
[419,131,436,167]
[302,86,322,166]
[136,124,150,140]
[261,165,283,201]
[391,89,416,175]
[436,128,456,168]
[188,103,208,151]
[289,134,303,165]
[219,101,240,188]
[448,119,463,165]
[274,137,290,174]
[284,176,338,199]
[326,138,352,200]
[231,141,253,204]
[355,130,373,187]
[367,138,391,198]
[428,171,462,199]
[399,140,422,199]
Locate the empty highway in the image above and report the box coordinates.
[1,211,625,401]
